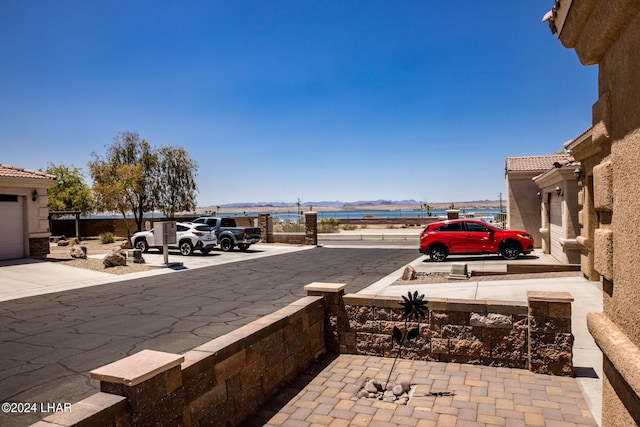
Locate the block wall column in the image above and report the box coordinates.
[258,213,272,243]
[304,212,318,245]
[305,282,347,353]
[527,291,574,376]
[90,349,185,426]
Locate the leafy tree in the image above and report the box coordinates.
[88,131,158,235]
[89,131,199,233]
[43,163,94,215]
[153,145,198,218]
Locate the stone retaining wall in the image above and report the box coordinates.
[34,296,324,427]
[306,283,574,376]
[344,294,530,369]
[32,285,574,427]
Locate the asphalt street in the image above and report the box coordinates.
[0,246,417,427]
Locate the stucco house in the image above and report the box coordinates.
[0,164,55,260]
[544,1,640,425]
[532,155,581,265]
[504,154,572,248]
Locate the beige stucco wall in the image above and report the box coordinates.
[599,5,640,370]
[571,146,603,281]
[506,172,543,247]
[533,168,581,264]
[556,1,640,424]
[0,178,53,258]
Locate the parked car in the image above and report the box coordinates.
[191,217,261,252]
[419,219,534,262]
[130,222,218,256]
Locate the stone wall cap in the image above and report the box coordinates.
[41,392,127,426]
[527,291,574,303]
[90,349,184,386]
[304,282,347,292]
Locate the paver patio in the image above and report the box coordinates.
[243,354,597,427]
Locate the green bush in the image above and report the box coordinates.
[99,232,115,244]
[280,222,305,232]
[318,218,340,233]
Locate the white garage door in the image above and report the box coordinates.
[549,194,563,259]
[0,195,25,260]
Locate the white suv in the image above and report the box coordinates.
[130,222,218,256]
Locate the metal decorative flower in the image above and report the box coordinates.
[399,290,427,322]
[386,291,428,390]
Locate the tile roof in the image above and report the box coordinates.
[0,164,56,180]
[505,155,573,173]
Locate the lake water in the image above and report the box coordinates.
[83,208,503,222]
[257,208,503,222]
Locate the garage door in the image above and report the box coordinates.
[0,195,25,260]
[549,194,563,260]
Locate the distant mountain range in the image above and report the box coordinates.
[210,199,502,209]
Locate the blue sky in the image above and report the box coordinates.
[0,1,597,206]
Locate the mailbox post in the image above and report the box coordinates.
[154,221,177,266]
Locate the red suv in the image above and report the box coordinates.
[419,219,534,262]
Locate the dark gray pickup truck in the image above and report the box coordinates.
[192,217,261,251]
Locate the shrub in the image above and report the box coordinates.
[318,218,340,233]
[342,224,357,231]
[99,232,115,244]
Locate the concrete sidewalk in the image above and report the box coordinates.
[0,243,314,302]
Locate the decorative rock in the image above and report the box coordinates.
[470,312,513,329]
[57,239,70,247]
[120,240,132,249]
[358,379,413,404]
[392,384,404,396]
[382,390,396,402]
[364,381,379,393]
[401,265,417,280]
[103,249,127,267]
[70,245,87,259]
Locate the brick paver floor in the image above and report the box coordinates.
[243,354,597,427]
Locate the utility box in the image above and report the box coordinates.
[154,221,177,246]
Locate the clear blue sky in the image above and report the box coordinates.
[0,1,597,206]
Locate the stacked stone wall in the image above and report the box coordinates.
[341,295,530,369]
[308,285,574,376]
[28,237,50,258]
[36,296,324,427]
[32,285,575,427]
